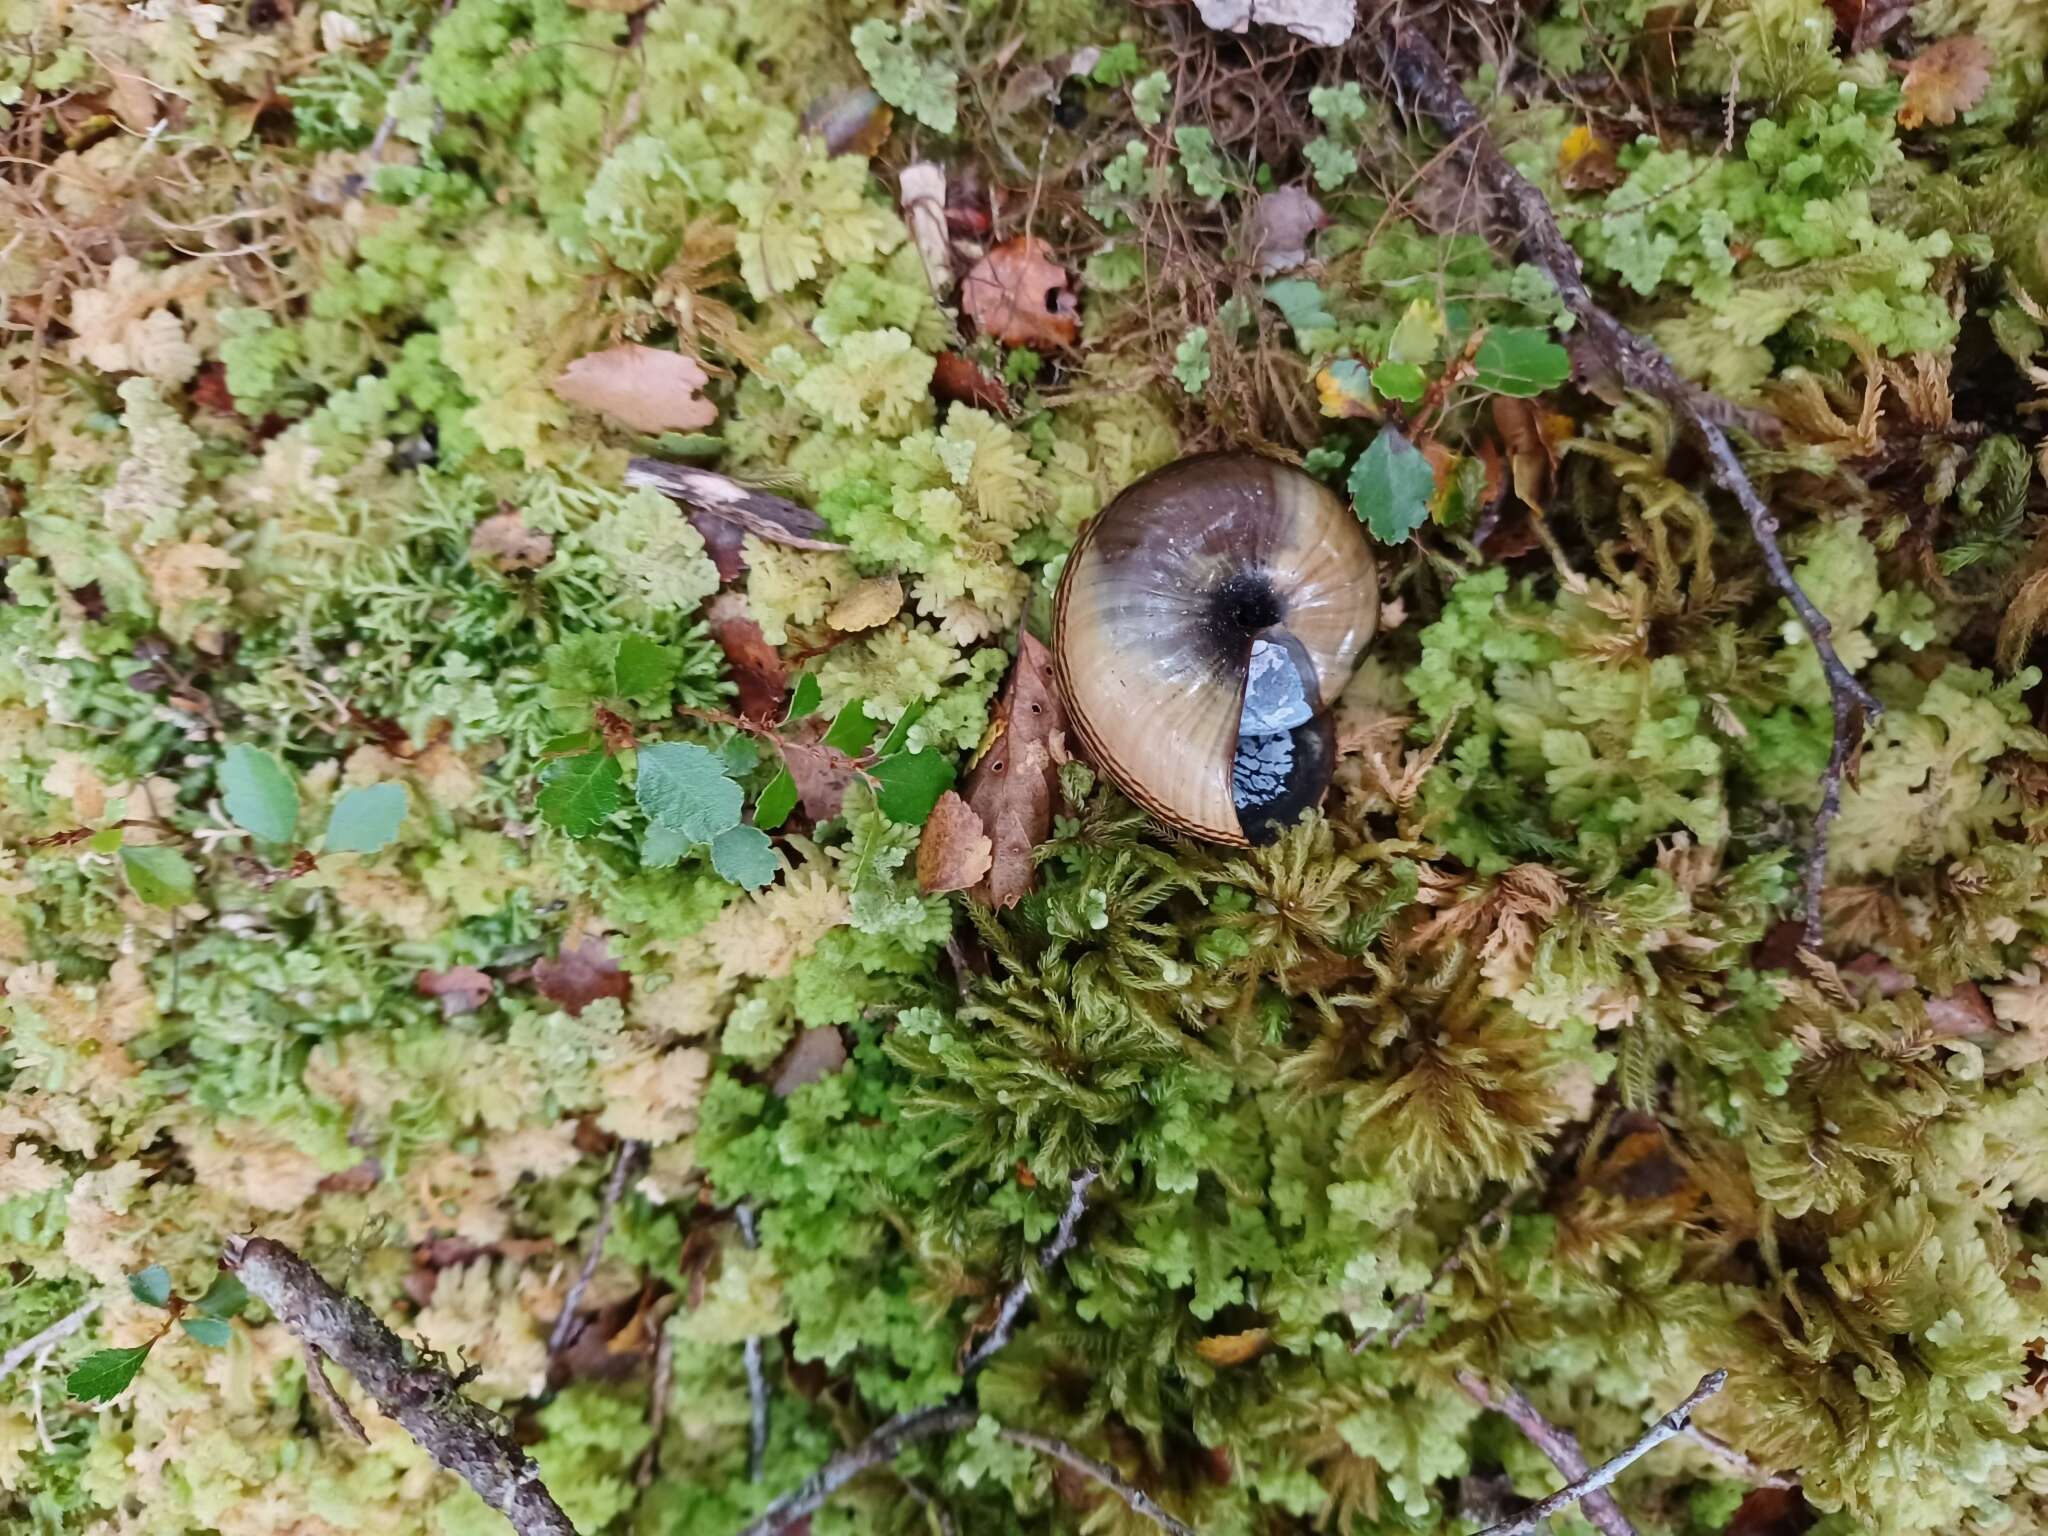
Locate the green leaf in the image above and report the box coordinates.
[784,673,822,723]
[1387,298,1445,365]
[640,822,692,868]
[876,701,926,758]
[850,19,957,134]
[194,1272,247,1319]
[755,767,799,831]
[1091,40,1142,86]
[1172,327,1212,395]
[822,700,879,757]
[540,730,601,755]
[120,846,195,909]
[87,825,124,854]
[219,745,299,844]
[614,635,682,701]
[710,824,778,889]
[323,783,407,854]
[635,742,743,842]
[1348,427,1436,545]
[1264,279,1336,341]
[180,1316,233,1348]
[1370,361,1428,404]
[68,1344,152,1402]
[538,751,623,837]
[128,1264,172,1308]
[872,750,955,825]
[1473,326,1570,397]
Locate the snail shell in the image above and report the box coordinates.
[1052,453,1379,846]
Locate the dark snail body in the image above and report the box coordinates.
[1052,453,1378,845]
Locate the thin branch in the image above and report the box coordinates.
[1683,1422,1797,1491]
[636,1321,676,1490]
[1356,1184,1520,1353]
[363,0,457,167]
[737,1201,770,1482]
[1458,1372,1636,1536]
[0,1297,100,1381]
[1467,1371,1729,1536]
[1375,25,1880,951]
[734,1404,977,1536]
[995,1426,1201,1536]
[304,1342,370,1443]
[734,1167,1100,1536]
[549,1138,643,1356]
[226,1236,577,1536]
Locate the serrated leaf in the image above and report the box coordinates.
[640,822,692,868]
[68,1344,152,1402]
[219,745,299,843]
[873,749,956,825]
[1348,427,1436,545]
[179,1316,232,1348]
[541,730,601,755]
[635,742,743,842]
[710,824,779,888]
[755,767,799,830]
[120,845,195,908]
[128,1264,172,1308]
[194,1272,247,1319]
[1473,327,1570,397]
[538,751,623,837]
[877,701,926,758]
[323,783,407,854]
[1370,361,1427,404]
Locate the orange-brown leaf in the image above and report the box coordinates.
[1898,35,1994,130]
[1193,1329,1270,1366]
[705,593,787,721]
[962,631,1067,908]
[961,237,1080,350]
[916,790,994,893]
[552,344,717,434]
[533,936,632,1016]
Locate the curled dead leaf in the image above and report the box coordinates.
[1249,186,1324,276]
[1898,35,1994,130]
[932,351,1013,414]
[827,574,903,633]
[415,965,495,1018]
[962,631,1067,908]
[916,790,994,893]
[553,344,718,435]
[1557,124,1622,192]
[961,236,1079,350]
[772,1026,848,1096]
[1193,1329,1270,1366]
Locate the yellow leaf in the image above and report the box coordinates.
[826,574,903,633]
[1193,1328,1269,1366]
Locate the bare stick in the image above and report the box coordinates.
[549,1138,643,1356]
[364,0,457,166]
[637,1321,677,1489]
[1376,25,1879,950]
[1459,1372,1636,1536]
[995,1426,1200,1536]
[1356,1184,1520,1354]
[304,1342,370,1443]
[1683,1423,1796,1490]
[226,1236,577,1536]
[737,1201,770,1481]
[1,1297,100,1381]
[736,1168,1099,1536]
[734,1403,976,1536]
[1466,1371,1729,1536]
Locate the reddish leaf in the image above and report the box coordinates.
[772,1026,848,1096]
[1926,981,1996,1038]
[916,790,994,893]
[1898,35,1994,130]
[416,964,495,1018]
[932,351,1013,414]
[780,725,862,822]
[190,361,242,418]
[533,936,632,1016]
[705,593,788,720]
[961,237,1080,350]
[962,631,1067,908]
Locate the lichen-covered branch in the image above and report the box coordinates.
[0,1298,100,1382]
[225,1236,577,1536]
[995,1426,1201,1536]
[1458,1372,1637,1536]
[1374,24,1880,949]
[736,1200,770,1481]
[1465,1371,1729,1536]
[962,1165,1098,1373]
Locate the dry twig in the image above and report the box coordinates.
[226,1236,576,1536]
[737,1200,770,1481]
[1374,25,1880,949]
[1462,1371,1729,1536]
[1683,1422,1797,1490]
[0,1297,100,1381]
[1458,1372,1636,1536]
[303,1342,371,1443]
[734,1168,1099,1536]
[548,1137,643,1356]
[995,1426,1201,1536]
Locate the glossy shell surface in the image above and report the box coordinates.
[1052,454,1379,844]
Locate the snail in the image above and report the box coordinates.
[1052,453,1378,846]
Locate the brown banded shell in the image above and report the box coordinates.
[1052,454,1379,845]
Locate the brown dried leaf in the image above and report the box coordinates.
[802,88,893,158]
[705,593,787,720]
[962,632,1067,908]
[415,964,495,1018]
[534,936,633,1016]
[916,790,994,893]
[1193,1329,1270,1366]
[772,1026,848,1097]
[552,344,717,434]
[1898,35,1994,130]
[1925,981,1996,1038]
[827,575,903,633]
[469,508,554,572]
[781,731,862,822]
[961,237,1080,350]
[932,351,1014,414]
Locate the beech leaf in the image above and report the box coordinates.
[552,344,718,435]
[538,751,623,837]
[961,237,1080,350]
[962,632,1067,908]
[120,845,195,908]
[68,1345,153,1403]
[1348,427,1436,545]
[635,742,743,843]
[323,783,407,854]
